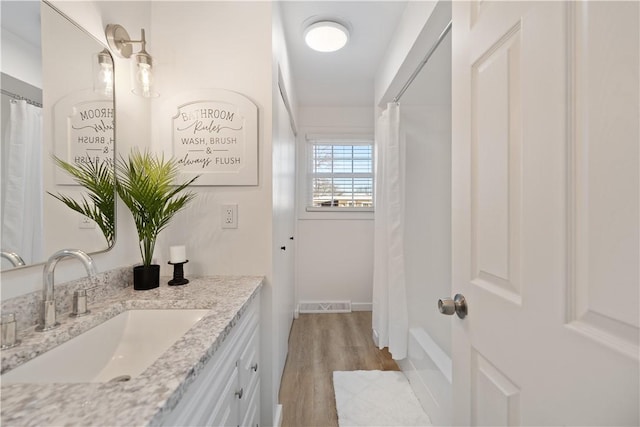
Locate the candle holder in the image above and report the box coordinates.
[168,260,189,286]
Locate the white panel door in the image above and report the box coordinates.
[451,1,639,425]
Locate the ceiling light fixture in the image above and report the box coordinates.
[105,24,159,98]
[304,21,349,53]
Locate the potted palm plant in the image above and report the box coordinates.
[116,149,198,290]
[49,156,115,247]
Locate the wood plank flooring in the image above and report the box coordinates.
[279,312,399,427]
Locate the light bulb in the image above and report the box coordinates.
[132,51,158,98]
[93,50,114,95]
[99,62,114,95]
[136,63,153,97]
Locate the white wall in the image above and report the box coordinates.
[149,1,273,279]
[1,28,42,88]
[270,3,298,424]
[295,106,375,311]
[374,1,437,107]
[296,219,374,309]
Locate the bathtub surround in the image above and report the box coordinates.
[1,275,263,425]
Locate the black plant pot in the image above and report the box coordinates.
[133,264,160,290]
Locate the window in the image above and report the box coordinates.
[306,136,374,210]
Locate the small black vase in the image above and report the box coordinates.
[133,264,160,290]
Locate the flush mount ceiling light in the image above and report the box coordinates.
[304,21,349,53]
[105,23,158,97]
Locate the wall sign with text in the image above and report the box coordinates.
[161,89,258,186]
[53,91,114,185]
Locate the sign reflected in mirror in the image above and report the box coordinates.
[0,1,116,271]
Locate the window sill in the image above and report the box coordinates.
[300,207,374,221]
[305,207,374,213]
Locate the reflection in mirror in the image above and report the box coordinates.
[0,1,116,271]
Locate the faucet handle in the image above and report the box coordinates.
[1,313,20,349]
[70,289,91,317]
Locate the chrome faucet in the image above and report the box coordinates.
[1,251,26,267]
[37,249,98,332]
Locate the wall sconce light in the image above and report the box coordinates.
[304,20,350,52]
[93,49,114,96]
[105,24,159,97]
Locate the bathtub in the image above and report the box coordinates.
[398,327,452,426]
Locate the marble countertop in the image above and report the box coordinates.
[0,275,263,426]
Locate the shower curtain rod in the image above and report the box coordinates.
[392,20,452,103]
[1,88,42,108]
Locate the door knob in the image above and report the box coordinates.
[438,294,467,319]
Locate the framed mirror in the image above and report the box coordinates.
[0,1,116,271]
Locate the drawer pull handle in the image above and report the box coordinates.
[235,388,244,399]
[251,363,258,372]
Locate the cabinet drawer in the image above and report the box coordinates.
[240,379,260,427]
[238,326,259,416]
[207,366,240,427]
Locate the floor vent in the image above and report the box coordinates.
[298,301,352,314]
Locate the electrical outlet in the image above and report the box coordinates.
[79,214,95,229]
[221,204,238,229]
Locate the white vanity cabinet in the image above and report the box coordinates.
[163,296,260,427]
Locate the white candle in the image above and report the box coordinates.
[169,245,186,263]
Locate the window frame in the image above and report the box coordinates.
[304,134,375,214]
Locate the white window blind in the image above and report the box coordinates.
[306,136,374,210]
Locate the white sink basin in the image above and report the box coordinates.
[2,309,209,384]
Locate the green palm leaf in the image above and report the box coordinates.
[116,149,199,266]
[48,156,115,246]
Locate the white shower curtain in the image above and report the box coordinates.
[1,100,44,264]
[372,102,409,360]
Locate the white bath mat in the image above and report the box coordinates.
[333,370,432,427]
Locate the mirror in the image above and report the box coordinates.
[0,1,116,271]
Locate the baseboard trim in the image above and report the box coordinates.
[352,302,372,311]
[273,403,283,427]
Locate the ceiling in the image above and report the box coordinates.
[3,1,449,108]
[279,1,408,107]
[1,1,41,47]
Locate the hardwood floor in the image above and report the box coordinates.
[279,312,399,427]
